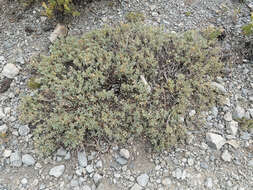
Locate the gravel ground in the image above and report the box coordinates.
[0,0,252,190]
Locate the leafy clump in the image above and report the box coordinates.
[19,23,223,156]
[27,77,42,89]
[242,13,253,36]
[125,12,145,23]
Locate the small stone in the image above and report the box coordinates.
[210,82,226,93]
[226,121,238,136]
[233,105,245,120]
[116,157,128,165]
[224,112,232,121]
[18,125,30,136]
[22,154,36,166]
[172,168,182,179]
[56,147,67,157]
[137,173,149,187]
[162,177,171,186]
[130,183,142,190]
[82,185,91,190]
[78,150,87,167]
[188,158,194,166]
[93,173,102,185]
[189,110,196,117]
[200,162,208,169]
[3,149,12,157]
[221,150,232,162]
[248,159,253,167]
[95,160,103,168]
[49,23,68,43]
[120,148,130,159]
[64,152,71,160]
[49,165,65,177]
[2,63,19,78]
[86,165,94,173]
[211,107,218,117]
[0,124,8,134]
[240,132,251,140]
[10,151,22,167]
[21,178,28,185]
[205,177,213,189]
[70,179,79,187]
[206,133,226,150]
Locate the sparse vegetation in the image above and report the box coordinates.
[19,22,224,156]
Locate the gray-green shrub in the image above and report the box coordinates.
[19,23,223,156]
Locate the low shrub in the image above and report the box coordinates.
[19,22,223,156]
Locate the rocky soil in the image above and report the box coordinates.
[0,0,252,189]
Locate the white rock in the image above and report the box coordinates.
[86,165,94,173]
[205,177,213,189]
[78,151,87,167]
[226,121,238,136]
[0,107,5,119]
[221,150,232,162]
[49,23,68,43]
[120,148,130,159]
[206,133,226,150]
[189,110,196,117]
[3,149,12,158]
[0,124,8,134]
[22,154,36,166]
[224,112,232,122]
[137,173,149,187]
[21,178,28,185]
[130,183,142,190]
[18,125,30,136]
[2,63,19,78]
[49,165,65,177]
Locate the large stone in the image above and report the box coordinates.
[78,150,87,167]
[206,133,226,150]
[137,173,149,187]
[233,105,245,120]
[10,151,22,167]
[22,154,36,166]
[49,165,65,177]
[2,63,19,78]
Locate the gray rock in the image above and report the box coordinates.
[18,125,30,136]
[70,179,79,187]
[189,110,196,117]
[248,159,253,167]
[224,112,233,122]
[10,151,22,167]
[205,177,213,189]
[221,150,232,162]
[95,160,103,168]
[233,105,245,120]
[0,107,5,120]
[211,107,218,117]
[206,133,226,150]
[56,147,67,157]
[240,132,251,140]
[130,183,142,190]
[119,148,130,159]
[116,157,128,165]
[82,185,91,190]
[187,158,194,166]
[210,82,226,93]
[2,63,19,78]
[86,165,94,173]
[137,173,149,187]
[93,173,102,185]
[49,165,65,177]
[64,152,71,160]
[78,150,87,167]
[0,124,8,134]
[200,162,208,169]
[226,121,238,136]
[22,154,36,166]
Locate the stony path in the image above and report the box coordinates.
[0,0,252,190]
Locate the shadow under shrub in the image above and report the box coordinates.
[19,23,223,156]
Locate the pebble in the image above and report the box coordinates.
[0,124,8,134]
[206,133,226,150]
[49,165,65,178]
[95,160,103,168]
[10,151,22,167]
[78,150,87,167]
[18,125,30,136]
[86,165,94,173]
[221,150,232,162]
[3,149,12,158]
[93,173,102,185]
[21,178,28,185]
[130,183,142,190]
[226,121,238,136]
[137,173,149,187]
[116,157,128,165]
[2,63,19,78]
[224,112,233,121]
[119,148,130,159]
[22,154,36,166]
[233,105,245,119]
[211,107,219,117]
